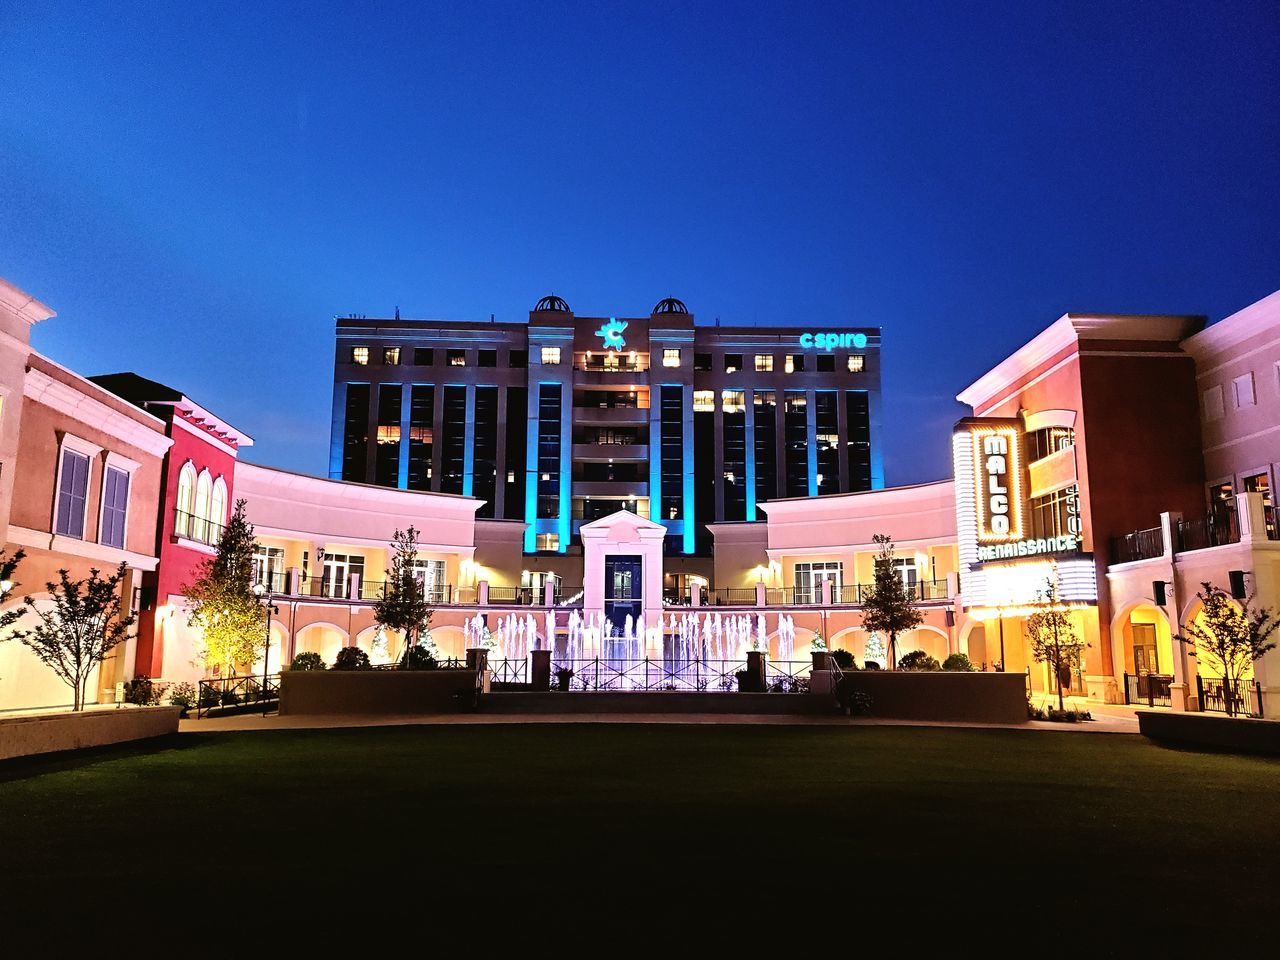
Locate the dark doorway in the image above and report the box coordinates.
[604,555,642,639]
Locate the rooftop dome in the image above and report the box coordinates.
[533,295,571,313]
[652,297,689,315]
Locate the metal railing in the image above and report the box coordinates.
[1123,672,1172,708]
[1197,675,1263,718]
[1112,526,1164,564]
[174,509,224,546]
[488,658,529,683]
[195,673,280,718]
[575,357,650,372]
[487,586,537,605]
[1176,513,1239,552]
[711,588,757,606]
[550,658,759,692]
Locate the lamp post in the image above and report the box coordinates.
[252,581,280,716]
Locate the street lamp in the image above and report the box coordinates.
[252,581,280,716]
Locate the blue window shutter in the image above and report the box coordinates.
[57,449,89,539]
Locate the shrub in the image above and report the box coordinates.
[835,676,873,715]
[289,652,325,671]
[332,646,371,671]
[830,649,857,670]
[123,676,160,705]
[942,653,976,672]
[403,644,438,670]
[198,684,221,709]
[1028,700,1092,722]
[863,660,882,670]
[897,650,941,671]
[168,682,197,715]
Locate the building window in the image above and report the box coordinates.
[478,349,497,368]
[414,348,434,365]
[1233,372,1256,408]
[1202,385,1224,421]
[816,354,835,372]
[210,477,227,531]
[753,390,777,507]
[845,390,872,492]
[383,347,401,365]
[815,391,838,495]
[351,346,369,365]
[660,386,683,522]
[342,383,371,482]
[724,354,743,373]
[536,533,559,552]
[55,448,91,539]
[754,354,774,372]
[1029,485,1081,540]
[784,391,808,497]
[541,346,562,365]
[723,390,747,520]
[472,386,499,518]
[1027,427,1074,462]
[375,384,402,487]
[1209,480,1234,517]
[662,348,681,368]
[694,353,712,371]
[407,385,435,491]
[794,561,842,604]
[440,386,467,494]
[693,390,715,412]
[536,384,562,518]
[784,354,804,373]
[448,349,467,366]
[510,350,528,368]
[504,386,528,519]
[721,389,746,414]
[847,355,864,373]
[175,462,195,536]
[253,546,286,593]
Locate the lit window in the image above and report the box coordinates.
[693,390,715,412]
[847,355,865,373]
[507,470,515,483]
[536,533,560,552]
[722,390,745,413]
[377,425,401,444]
[448,349,466,366]
[663,348,681,367]
[784,355,795,374]
[755,354,773,372]
[351,346,369,365]
[383,347,401,365]
[409,425,432,443]
[541,347,562,365]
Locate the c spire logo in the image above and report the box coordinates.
[595,317,628,351]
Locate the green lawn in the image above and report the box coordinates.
[1,724,1276,942]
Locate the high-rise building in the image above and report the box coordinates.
[329,296,882,554]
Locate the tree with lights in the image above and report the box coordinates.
[1175,582,1277,717]
[1025,571,1086,711]
[374,526,434,667]
[860,534,922,669]
[184,499,265,676]
[9,562,135,711]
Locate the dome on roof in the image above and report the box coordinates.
[533,295,571,313]
[652,297,689,315]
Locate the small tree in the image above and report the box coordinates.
[1025,572,1087,711]
[373,526,434,667]
[860,534,923,669]
[8,563,136,711]
[185,499,266,676]
[1175,582,1278,717]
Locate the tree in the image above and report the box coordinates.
[1025,571,1087,711]
[0,549,27,633]
[184,498,266,676]
[8,563,136,711]
[373,526,434,667]
[860,534,923,669]
[1175,582,1278,717]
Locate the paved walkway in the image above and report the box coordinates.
[181,706,1144,735]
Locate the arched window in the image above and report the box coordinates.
[210,476,228,537]
[194,470,212,542]
[176,462,196,538]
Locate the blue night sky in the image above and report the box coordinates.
[3,1,1277,485]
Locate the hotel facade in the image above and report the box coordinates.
[0,276,1277,718]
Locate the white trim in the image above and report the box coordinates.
[1201,422,1280,453]
[1191,333,1280,380]
[103,450,141,474]
[970,352,1078,417]
[24,364,171,458]
[52,434,96,540]
[172,413,244,456]
[172,535,218,556]
[7,524,159,572]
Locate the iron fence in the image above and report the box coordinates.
[1197,675,1263,718]
[174,509,224,546]
[1112,526,1164,564]
[547,657,816,693]
[1176,513,1239,552]
[1123,672,1172,708]
[196,673,280,718]
[488,658,528,683]
[711,588,757,606]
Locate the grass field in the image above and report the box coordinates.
[1,723,1276,944]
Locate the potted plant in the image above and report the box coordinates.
[556,666,574,691]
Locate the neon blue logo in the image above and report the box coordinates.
[799,332,868,350]
[595,318,628,351]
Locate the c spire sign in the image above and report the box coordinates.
[595,318,628,352]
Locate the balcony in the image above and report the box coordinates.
[174,509,223,547]
[1111,526,1164,565]
[572,480,649,498]
[1176,513,1239,552]
[1111,509,1261,565]
[575,356,649,373]
[572,406,648,425]
[572,443,648,462]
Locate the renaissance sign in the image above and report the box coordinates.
[977,534,1080,562]
[798,332,868,351]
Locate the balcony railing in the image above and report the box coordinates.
[836,579,949,604]
[174,509,224,546]
[1176,513,1239,552]
[575,356,649,372]
[1112,526,1164,564]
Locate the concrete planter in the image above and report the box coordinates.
[836,671,1028,724]
[0,706,181,762]
[1138,710,1280,757]
[279,668,481,715]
